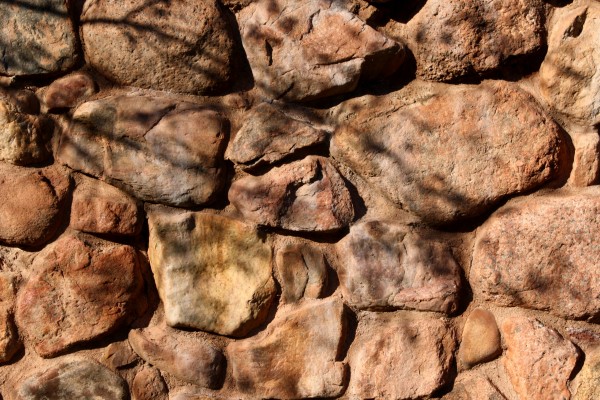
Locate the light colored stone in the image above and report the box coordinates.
[239,0,404,101]
[15,234,145,357]
[43,72,97,111]
[228,298,347,399]
[229,156,354,232]
[331,80,567,225]
[471,187,600,320]
[81,0,237,95]
[572,346,600,400]
[347,311,455,399]
[148,210,275,337]
[275,243,327,303]
[57,95,228,207]
[501,317,578,400]
[458,309,501,368]
[568,129,600,187]
[335,220,461,313]
[442,372,507,400]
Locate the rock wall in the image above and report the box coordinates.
[0,0,598,399]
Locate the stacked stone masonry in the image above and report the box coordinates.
[0,0,599,399]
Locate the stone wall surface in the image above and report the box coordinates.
[0,0,598,399]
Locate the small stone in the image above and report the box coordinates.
[572,346,600,400]
[0,89,40,114]
[71,174,142,236]
[568,129,600,187]
[132,366,168,400]
[347,311,455,399]
[227,298,347,399]
[501,317,578,400]
[148,210,275,337]
[129,326,225,389]
[442,372,507,400]
[102,341,138,370]
[16,360,128,400]
[43,72,97,111]
[15,234,145,357]
[275,243,327,303]
[229,156,354,232]
[458,309,501,369]
[0,272,19,363]
[336,220,461,313]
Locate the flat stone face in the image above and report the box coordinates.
[404,0,545,81]
[331,80,567,226]
[239,0,404,101]
[470,188,600,320]
[0,0,80,76]
[347,311,455,399]
[225,103,329,171]
[336,220,461,313]
[81,0,237,95]
[148,211,275,337]
[442,373,507,400]
[227,298,347,399]
[16,360,128,400]
[43,72,97,111]
[458,309,501,368]
[0,165,70,247]
[540,3,600,126]
[15,234,145,357]
[275,243,327,304]
[572,346,600,400]
[501,317,578,400]
[129,326,225,388]
[229,156,354,232]
[57,95,228,207]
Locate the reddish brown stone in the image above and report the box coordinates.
[0,272,19,363]
[132,366,168,400]
[43,72,97,111]
[275,243,327,304]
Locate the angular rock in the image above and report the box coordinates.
[471,187,600,320]
[442,373,507,400]
[228,298,347,399]
[102,341,138,370]
[81,0,237,95]
[335,220,461,313]
[275,243,327,303]
[0,0,79,76]
[501,317,578,400]
[404,0,546,81]
[331,80,567,225]
[229,156,354,232]
[71,174,142,236]
[57,95,228,207]
[129,326,225,388]
[15,234,145,357]
[148,210,275,336]
[572,346,600,400]
[458,309,501,368]
[16,360,128,400]
[569,129,600,187]
[539,3,600,125]
[0,164,70,247]
[348,311,455,399]
[43,72,97,111]
[0,272,20,363]
[239,0,405,101]
[132,366,168,400]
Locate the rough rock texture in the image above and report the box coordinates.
[471,187,600,320]
[569,129,600,187]
[501,317,579,400]
[81,0,237,94]
[132,366,168,400]
[572,346,600,400]
[442,373,507,400]
[0,164,70,247]
[335,220,461,313]
[227,298,347,399]
[404,0,546,81]
[102,341,138,370]
[539,3,600,125]
[71,174,142,236]
[275,243,327,303]
[458,309,501,369]
[16,360,128,400]
[15,234,145,357]
[129,326,225,388]
[348,312,455,399]
[57,95,228,207]
[148,211,275,337]
[0,272,19,363]
[225,102,329,170]
[0,0,79,76]
[239,0,405,101]
[42,72,97,111]
[331,80,567,225]
[229,156,354,231]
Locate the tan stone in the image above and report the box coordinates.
[442,372,507,400]
[43,72,97,111]
[132,366,168,400]
[275,243,327,303]
[331,80,567,225]
[0,272,19,364]
[229,156,354,232]
[227,298,347,399]
[501,317,578,400]
[568,129,600,187]
[148,210,275,336]
[347,311,455,399]
[471,187,600,320]
[102,341,138,370]
[458,309,501,368]
[572,346,600,400]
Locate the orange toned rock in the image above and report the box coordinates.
[501,317,578,400]
[0,272,19,363]
[331,80,567,226]
[43,72,97,111]
[275,243,327,304]
[336,220,461,313]
[347,311,456,399]
[132,366,168,400]
[15,234,145,357]
[458,309,501,368]
[442,372,507,400]
[102,341,138,370]
[227,298,347,399]
[229,156,354,232]
[572,346,600,400]
[568,129,600,187]
[471,187,600,320]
